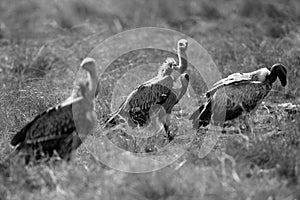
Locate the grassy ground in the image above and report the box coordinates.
[0,0,300,199]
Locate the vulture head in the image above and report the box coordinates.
[80,57,99,98]
[177,39,188,53]
[251,64,287,86]
[268,63,287,86]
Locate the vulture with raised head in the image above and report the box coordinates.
[9,57,98,163]
[104,39,189,141]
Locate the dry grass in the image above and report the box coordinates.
[0,0,299,199]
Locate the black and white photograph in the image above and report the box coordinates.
[0,0,299,199]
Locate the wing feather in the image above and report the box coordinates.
[213,81,270,117]
[27,104,75,143]
[10,98,83,146]
[106,73,182,128]
[206,73,252,97]
[120,75,176,126]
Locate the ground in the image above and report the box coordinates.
[0,0,300,199]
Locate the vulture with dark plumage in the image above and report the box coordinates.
[9,57,98,163]
[104,39,189,141]
[190,64,287,130]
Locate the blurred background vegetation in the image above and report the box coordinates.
[0,0,299,95]
[0,0,299,199]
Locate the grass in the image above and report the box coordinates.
[0,0,300,199]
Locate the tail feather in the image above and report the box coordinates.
[189,99,212,129]
[103,112,125,129]
[103,100,128,129]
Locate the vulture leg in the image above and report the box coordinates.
[248,113,256,136]
[236,126,250,146]
[158,114,173,142]
[233,114,251,144]
[239,113,254,136]
[220,117,250,146]
[261,102,270,114]
[163,122,173,141]
[154,106,174,142]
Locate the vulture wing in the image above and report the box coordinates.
[10,97,83,147]
[206,72,252,98]
[105,75,177,127]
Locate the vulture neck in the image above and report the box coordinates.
[87,72,98,97]
[178,48,187,74]
[266,71,277,85]
[176,75,189,100]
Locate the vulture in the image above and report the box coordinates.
[9,57,98,163]
[104,39,189,141]
[190,63,287,130]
